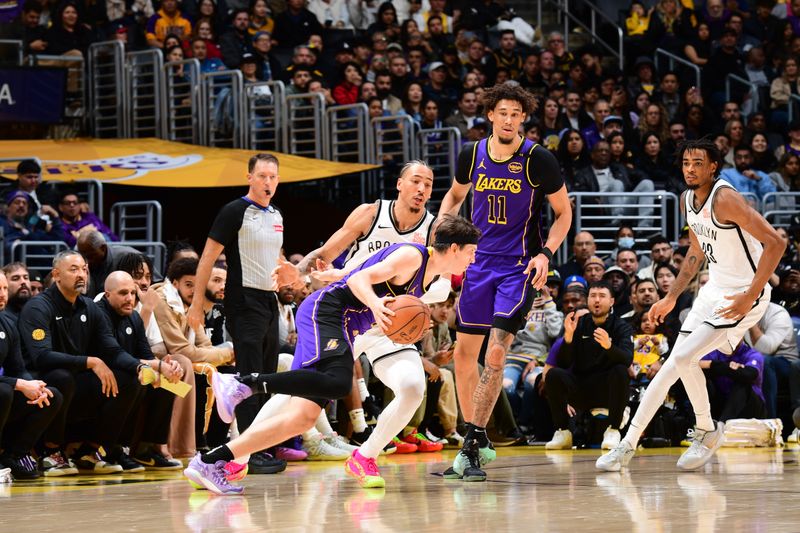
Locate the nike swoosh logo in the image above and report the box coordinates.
[55,316,62,320]
[377,225,391,229]
[581,335,590,339]
[136,458,155,466]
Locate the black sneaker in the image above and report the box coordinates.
[349,426,374,446]
[442,466,462,479]
[461,440,486,482]
[0,452,40,480]
[247,450,287,474]
[134,450,183,470]
[107,447,145,473]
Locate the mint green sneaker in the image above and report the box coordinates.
[448,442,496,477]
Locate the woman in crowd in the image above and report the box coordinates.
[636,132,683,194]
[632,91,650,128]
[770,56,800,128]
[556,128,590,189]
[539,97,565,151]
[654,262,693,315]
[751,132,778,173]
[638,103,670,142]
[248,0,274,36]
[368,2,400,40]
[333,62,363,105]
[401,81,425,125]
[683,21,711,67]
[190,19,222,59]
[46,0,93,55]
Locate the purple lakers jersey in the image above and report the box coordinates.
[455,137,564,257]
[292,243,434,368]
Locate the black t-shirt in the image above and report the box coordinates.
[208,197,284,298]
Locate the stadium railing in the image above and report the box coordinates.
[88,41,126,138]
[110,200,163,243]
[110,241,168,273]
[126,49,163,138]
[201,69,245,148]
[417,126,461,212]
[244,80,285,151]
[11,241,69,272]
[160,58,201,144]
[283,92,326,159]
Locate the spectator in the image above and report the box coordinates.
[582,255,605,284]
[275,284,296,353]
[720,145,778,201]
[145,0,191,49]
[637,103,669,143]
[607,131,635,170]
[701,341,767,421]
[628,56,657,96]
[1,190,65,261]
[604,225,646,268]
[420,0,452,34]
[4,0,48,53]
[57,190,118,248]
[545,282,634,450]
[191,19,222,59]
[645,0,694,54]
[422,61,457,117]
[630,309,670,384]
[561,89,593,131]
[771,152,800,193]
[772,269,800,321]
[604,265,632,315]
[517,53,545,95]
[684,22,711,67]
[3,262,32,319]
[654,262,693,318]
[580,99,610,149]
[400,81,424,123]
[539,97,565,150]
[770,57,800,128]
[546,31,573,75]
[636,131,684,195]
[367,1,399,39]
[0,269,63,480]
[219,9,252,69]
[191,37,226,73]
[19,251,144,474]
[621,277,660,321]
[556,128,590,189]
[486,29,523,83]
[705,29,745,108]
[272,0,323,48]
[616,248,640,283]
[373,71,402,114]
[751,133,778,174]
[76,230,143,297]
[558,230,596,279]
[12,159,55,217]
[247,0,273,35]
[638,235,673,280]
[332,61,363,105]
[572,140,656,226]
[282,44,323,83]
[656,71,681,121]
[747,302,800,419]
[388,55,412,98]
[444,89,479,138]
[45,0,93,55]
[285,65,313,94]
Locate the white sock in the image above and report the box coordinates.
[315,409,336,436]
[349,408,368,433]
[359,351,426,459]
[302,427,322,441]
[357,378,369,401]
[232,393,291,465]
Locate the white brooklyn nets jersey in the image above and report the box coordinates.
[685,179,763,289]
[344,199,436,268]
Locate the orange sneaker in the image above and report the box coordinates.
[402,429,444,452]
[391,437,417,454]
[224,461,248,482]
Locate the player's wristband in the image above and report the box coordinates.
[539,247,553,262]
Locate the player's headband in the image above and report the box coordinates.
[434,236,479,246]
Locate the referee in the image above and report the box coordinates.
[188,153,285,474]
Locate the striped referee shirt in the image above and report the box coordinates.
[209,197,283,295]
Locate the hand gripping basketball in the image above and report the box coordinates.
[384,295,432,344]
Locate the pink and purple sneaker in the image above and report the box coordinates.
[212,373,253,424]
[184,454,245,495]
[275,446,308,462]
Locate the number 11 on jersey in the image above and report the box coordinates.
[487,194,507,225]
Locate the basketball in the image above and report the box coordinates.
[384,295,431,344]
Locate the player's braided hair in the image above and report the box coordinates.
[480,82,537,116]
[676,137,722,178]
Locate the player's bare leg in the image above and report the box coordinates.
[453,332,484,423]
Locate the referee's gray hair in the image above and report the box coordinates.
[52,250,84,268]
[398,159,432,180]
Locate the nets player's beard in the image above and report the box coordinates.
[686,183,700,190]
[206,289,222,304]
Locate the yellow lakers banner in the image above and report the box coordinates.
[0,138,377,187]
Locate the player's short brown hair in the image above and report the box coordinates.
[480,82,537,116]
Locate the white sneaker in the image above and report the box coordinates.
[324,433,358,453]
[787,428,800,444]
[302,434,350,461]
[545,429,573,450]
[677,421,725,471]
[601,427,621,450]
[425,429,448,445]
[596,441,635,472]
[444,431,465,448]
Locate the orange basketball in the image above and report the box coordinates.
[384,294,431,344]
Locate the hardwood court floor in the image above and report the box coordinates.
[2,446,800,532]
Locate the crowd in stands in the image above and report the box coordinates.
[0,0,799,479]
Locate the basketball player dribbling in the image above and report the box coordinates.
[438,82,572,481]
[597,138,786,472]
[183,216,481,495]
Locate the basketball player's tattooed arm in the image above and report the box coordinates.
[471,328,514,426]
[296,202,378,274]
[714,188,786,318]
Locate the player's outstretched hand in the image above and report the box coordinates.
[718,292,755,321]
[524,254,549,290]
[648,296,676,325]
[271,259,302,290]
[370,296,396,333]
[310,268,346,284]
